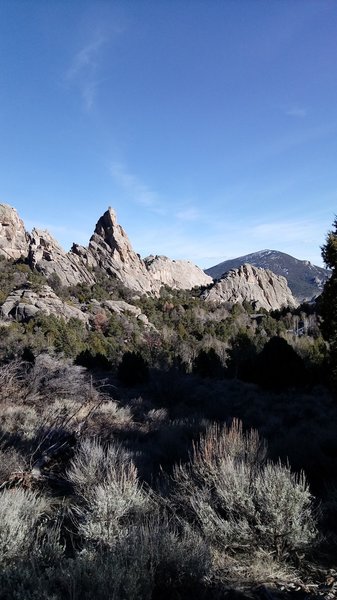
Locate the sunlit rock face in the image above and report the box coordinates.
[0,204,298,310]
[29,228,95,287]
[205,249,331,302]
[0,204,29,260]
[0,284,89,323]
[144,255,213,290]
[79,207,159,295]
[202,264,297,311]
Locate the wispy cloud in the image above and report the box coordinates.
[66,35,106,111]
[285,106,308,118]
[110,161,167,213]
[175,207,201,222]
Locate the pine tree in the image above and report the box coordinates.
[319,217,337,385]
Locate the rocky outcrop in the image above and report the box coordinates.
[0,204,298,311]
[144,255,213,290]
[203,264,297,311]
[0,204,29,260]
[0,285,89,323]
[73,208,159,295]
[0,204,214,296]
[102,300,152,326]
[205,249,331,302]
[29,229,95,287]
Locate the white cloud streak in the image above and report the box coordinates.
[66,35,106,111]
[110,162,161,208]
[285,106,308,118]
[175,207,201,221]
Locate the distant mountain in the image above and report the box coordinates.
[205,250,330,302]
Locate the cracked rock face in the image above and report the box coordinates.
[202,264,297,311]
[29,229,95,287]
[0,285,89,323]
[0,204,29,260]
[75,207,160,295]
[144,255,213,290]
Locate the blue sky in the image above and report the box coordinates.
[0,1,336,268]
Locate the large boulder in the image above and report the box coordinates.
[144,255,213,290]
[0,204,29,260]
[0,285,89,323]
[202,264,297,311]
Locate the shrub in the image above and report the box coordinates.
[67,439,151,546]
[0,488,49,564]
[49,517,210,600]
[173,420,317,559]
[75,349,111,370]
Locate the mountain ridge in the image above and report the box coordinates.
[205,249,330,302]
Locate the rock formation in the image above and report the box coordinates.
[102,300,153,326]
[0,204,29,260]
[29,229,95,287]
[0,285,89,323]
[72,208,158,295]
[205,249,330,302]
[0,204,299,311]
[144,255,212,289]
[202,264,297,311]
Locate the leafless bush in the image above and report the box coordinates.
[173,419,317,559]
[194,419,267,467]
[0,355,98,409]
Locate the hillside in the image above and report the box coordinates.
[205,249,330,302]
[0,207,336,599]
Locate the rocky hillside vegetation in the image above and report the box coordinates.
[0,205,336,599]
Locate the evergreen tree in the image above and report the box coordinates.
[319,217,337,385]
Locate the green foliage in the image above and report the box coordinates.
[226,331,258,380]
[0,258,30,304]
[318,217,337,387]
[321,217,337,270]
